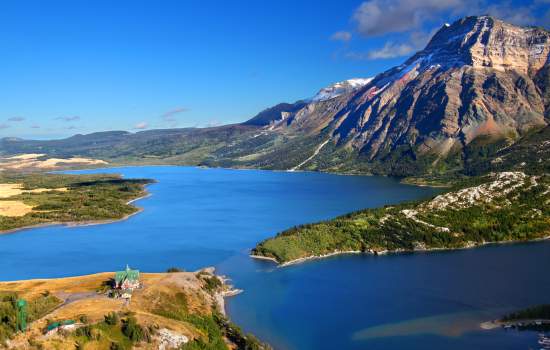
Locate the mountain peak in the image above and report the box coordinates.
[419,15,550,75]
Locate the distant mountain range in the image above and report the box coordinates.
[2,16,549,177]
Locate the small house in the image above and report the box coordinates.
[114,264,140,291]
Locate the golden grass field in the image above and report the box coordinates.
[0,183,69,217]
[1,270,223,349]
[0,154,107,172]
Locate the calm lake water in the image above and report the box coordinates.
[0,166,547,349]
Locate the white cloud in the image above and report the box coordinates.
[367,42,416,59]
[345,28,438,60]
[134,122,149,130]
[8,116,25,122]
[352,0,466,37]
[330,31,352,42]
[346,42,415,60]
[0,123,10,129]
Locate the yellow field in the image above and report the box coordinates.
[0,183,68,217]
[0,200,33,216]
[0,153,107,172]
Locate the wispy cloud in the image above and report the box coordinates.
[134,121,149,130]
[346,29,437,60]
[30,125,41,129]
[160,107,188,122]
[55,115,80,122]
[330,31,352,42]
[347,42,415,60]
[8,116,25,122]
[0,124,10,129]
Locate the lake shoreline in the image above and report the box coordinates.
[252,235,550,267]
[481,319,550,330]
[57,161,441,188]
[0,191,151,236]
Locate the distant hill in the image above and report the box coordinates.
[2,16,549,178]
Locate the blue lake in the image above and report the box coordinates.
[0,166,547,349]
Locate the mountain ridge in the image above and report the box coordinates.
[2,16,549,178]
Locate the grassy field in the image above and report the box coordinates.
[0,172,152,233]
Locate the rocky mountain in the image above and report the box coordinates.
[229,16,550,175]
[2,16,549,177]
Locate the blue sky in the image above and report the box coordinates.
[1,0,548,139]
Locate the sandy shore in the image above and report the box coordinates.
[250,251,363,267]
[249,254,279,263]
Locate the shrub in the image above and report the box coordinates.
[104,312,119,326]
[110,342,123,350]
[166,267,185,273]
[122,316,145,342]
[202,276,222,293]
[75,325,92,340]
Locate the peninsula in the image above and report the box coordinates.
[0,268,269,350]
[252,172,550,265]
[0,170,152,234]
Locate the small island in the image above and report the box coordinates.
[252,172,550,265]
[0,266,269,349]
[0,171,153,234]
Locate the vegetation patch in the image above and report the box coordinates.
[499,305,550,331]
[0,291,62,343]
[253,172,550,264]
[0,173,152,232]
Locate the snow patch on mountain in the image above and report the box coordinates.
[310,78,373,102]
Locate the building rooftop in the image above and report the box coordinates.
[114,264,140,284]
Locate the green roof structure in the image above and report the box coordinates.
[46,320,75,332]
[114,264,140,286]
